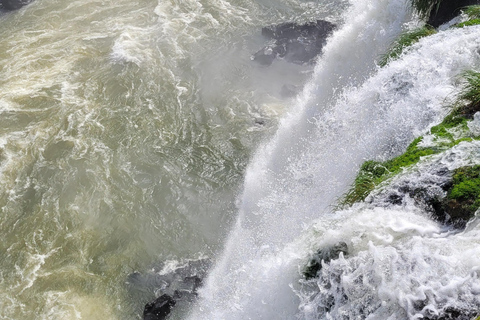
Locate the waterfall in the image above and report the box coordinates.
[187,0,480,318]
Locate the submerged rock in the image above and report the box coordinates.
[0,0,32,10]
[427,0,480,28]
[126,258,211,320]
[144,294,176,320]
[252,20,336,66]
[304,242,348,279]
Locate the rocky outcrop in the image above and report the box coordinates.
[427,0,480,28]
[252,20,336,66]
[0,0,32,10]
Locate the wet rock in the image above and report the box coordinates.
[143,294,176,320]
[0,0,32,10]
[252,20,336,66]
[304,242,348,279]
[427,0,480,28]
[421,307,478,320]
[377,164,479,229]
[127,258,211,320]
[458,102,480,120]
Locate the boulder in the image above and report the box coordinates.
[252,20,336,66]
[1,0,32,10]
[427,0,480,28]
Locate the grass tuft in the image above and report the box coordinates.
[459,71,480,107]
[380,26,436,67]
[463,5,480,19]
[455,19,480,28]
[410,0,443,19]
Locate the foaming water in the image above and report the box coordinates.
[299,140,480,319]
[0,0,347,318]
[188,3,480,320]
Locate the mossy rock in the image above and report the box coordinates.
[340,138,437,206]
[443,165,480,222]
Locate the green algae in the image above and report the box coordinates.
[380,26,437,67]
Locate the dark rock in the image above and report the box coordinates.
[421,307,478,320]
[458,102,480,120]
[252,20,336,66]
[427,0,480,28]
[0,0,32,10]
[378,164,479,229]
[143,294,176,320]
[304,242,348,279]
[128,258,211,320]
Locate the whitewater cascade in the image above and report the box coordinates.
[187,0,480,319]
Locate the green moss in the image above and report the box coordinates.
[341,161,386,205]
[380,26,437,67]
[340,139,437,206]
[447,165,480,212]
[340,70,480,207]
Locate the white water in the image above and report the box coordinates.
[188,0,480,319]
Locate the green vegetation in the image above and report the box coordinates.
[449,165,480,205]
[340,70,480,207]
[380,26,436,67]
[455,19,480,28]
[341,138,436,206]
[454,6,480,28]
[463,5,480,18]
[459,71,480,107]
[410,0,442,19]
[442,165,480,220]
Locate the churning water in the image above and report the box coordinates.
[1,0,480,319]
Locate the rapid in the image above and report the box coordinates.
[1,0,480,319]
